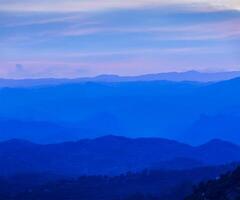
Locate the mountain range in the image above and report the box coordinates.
[1,76,240,144]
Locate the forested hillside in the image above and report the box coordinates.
[186,167,240,200]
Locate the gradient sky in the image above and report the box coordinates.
[0,0,240,78]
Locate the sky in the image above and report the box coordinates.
[0,0,240,78]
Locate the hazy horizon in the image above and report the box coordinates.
[1,0,240,78]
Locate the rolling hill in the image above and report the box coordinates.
[0,136,239,176]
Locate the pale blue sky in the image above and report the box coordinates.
[0,0,240,78]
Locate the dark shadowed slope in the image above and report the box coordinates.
[0,136,240,176]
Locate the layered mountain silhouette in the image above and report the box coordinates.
[1,77,240,144]
[0,136,240,176]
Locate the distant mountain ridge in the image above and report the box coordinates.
[1,70,240,87]
[0,135,240,176]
